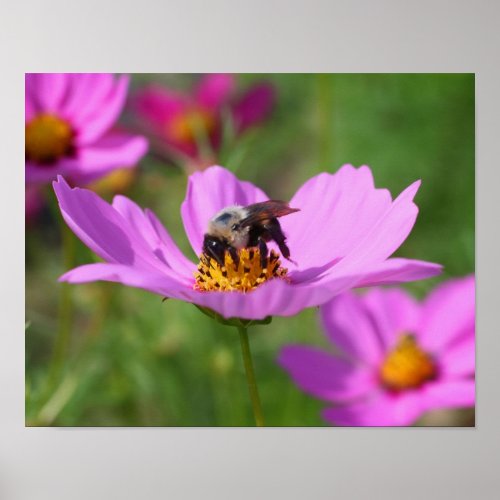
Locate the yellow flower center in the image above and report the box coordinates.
[194,248,288,292]
[380,334,436,391]
[25,113,74,165]
[168,108,215,144]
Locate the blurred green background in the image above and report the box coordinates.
[25,74,475,426]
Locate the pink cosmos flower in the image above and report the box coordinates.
[131,74,275,168]
[279,276,475,426]
[53,164,441,320]
[26,73,148,186]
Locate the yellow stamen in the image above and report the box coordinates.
[380,334,436,391]
[168,108,215,144]
[194,248,288,292]
[25,113,74,164]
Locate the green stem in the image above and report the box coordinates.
[237,325,265,427]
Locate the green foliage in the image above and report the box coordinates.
[25,74,474,426]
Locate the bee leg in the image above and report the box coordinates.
[228,246,240,267]
[258,238,269,269]
[203,236,226,267]
[208,247,225,267]
[265,219,292,261]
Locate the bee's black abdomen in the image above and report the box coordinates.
[246,217,292,262]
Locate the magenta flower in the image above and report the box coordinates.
[279,276,475,426]
[132,74,275,168]
[53,164,441,320]
[26,73,148,185]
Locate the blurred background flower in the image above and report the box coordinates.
[25,185,44,224]
[279,276,475,426]
[86,167,138,197]
[131,74,275,172]
[25,73,148,186]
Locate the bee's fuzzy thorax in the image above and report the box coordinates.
[207,205,250,247]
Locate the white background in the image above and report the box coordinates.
[1,1,499,498]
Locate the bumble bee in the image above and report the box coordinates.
[202,200,300,268]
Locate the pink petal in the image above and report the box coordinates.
[26,160,73,185]
[53,176,142,264]
[75,75,129,144]
[25,74,39,117]
[282,165,393,271]
[52,177,175,276]
[146,209,197,275]
[132,84,187,129]
[438,334,475,378]
[181,166,268,257]
[195,73,235,110]
[232,82,276,132]
[112,195,195,280]
[278,346,376,402]
[418,275,475,352]
[353,258,442,288]
[60,263,187,298]
[289,177,440,289]
[282,162,439,284]
[355,287,421,351]
[25,91,36,122]
[25,73,68,113]
[62,74,115,124]
[70,132,148,184]
[420,379,475,410]
[320,292,385,365]
[335,179,422,272]
[291,256,441,291]
[323,390,424,427]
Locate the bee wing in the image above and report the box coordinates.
[240,200,300,227]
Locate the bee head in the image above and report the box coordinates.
[207,206,250,249]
